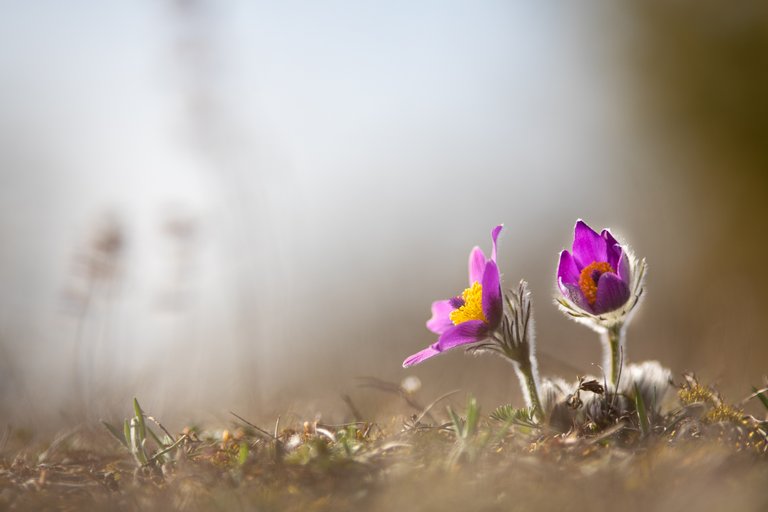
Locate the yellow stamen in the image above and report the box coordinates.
[578,261,614,306]
[449,282,487,325]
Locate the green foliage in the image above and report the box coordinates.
[446,396,486,465]
[101,420,127,448]
[237,442,249,467]
[128,400,149,466]
[123,419,131,450]
[133,398,146,441]
[752,386,768,411]
[447,396,480,442]
[337,425,363,458]
[489,404,537,428]
[102,397,179,468]
[634,384,650,437]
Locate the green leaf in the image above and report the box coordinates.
[129,418,148,466]
[635,384,650,437]
[489,404,537,427]
[446,406,464,438]
[145,425,170,463]
[133,398,147,442]
[752,386,768,411]
[490,404,516,422]
[102,421,128,448]
[123,419,131,448]
[464,397,480,439]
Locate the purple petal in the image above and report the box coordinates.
[593,272,631,314]
[557,250,580,288]
[490,224,503,262]
[434,320,487,351]
[468,246,486,285]
[572,220,608,268]
[607,244,623,275]
[402,345,441,367]
[426,300,455,335]
[601,229,622,270]
[558,278,594,313]
[616,249,631,285]
[601,228,619,249]
[481,260,502,328]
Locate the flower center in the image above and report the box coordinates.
[578,261,614,306]
[449,282,487,325]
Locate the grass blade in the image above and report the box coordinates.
[465,397,479,439]
[752,386,768,410]
[446,406,463,438]
[123,419,131,448]
[635,384,650,437]
[102,421,128,448]
[133,398,146,442]
[130,418,148,466]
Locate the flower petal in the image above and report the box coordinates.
[557,250,580,287]
[616,249,631,285]
[434,320,488,351]
[481,260,502,328]
[558,278,594,313]
[573,220,607,268]
[490,224,503,262]
[426,300,455,335]
[402,345,441,367]
[601,229,622,271]
[468,246,486,285]
[601,228,619,248]
[593,272,631,314]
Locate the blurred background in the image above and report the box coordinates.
[1,0,766,428]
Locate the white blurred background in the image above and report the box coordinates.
[1,0,766,427]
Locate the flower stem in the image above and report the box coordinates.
[513,356,544,422]
[601,323,625,388]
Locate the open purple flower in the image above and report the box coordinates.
[403,225,504,367]
[557,220,631,315]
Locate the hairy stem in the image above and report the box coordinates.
[514,356,544,422]
[601,323,625,388]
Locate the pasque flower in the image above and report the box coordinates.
[556,219,647,388]
[403,224,544,419]
[557,220,630,315]
[403,225,504,367]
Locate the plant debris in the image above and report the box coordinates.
[1,373,767,512]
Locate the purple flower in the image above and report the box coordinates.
[557,220,631,315]
[403,225,504,368]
